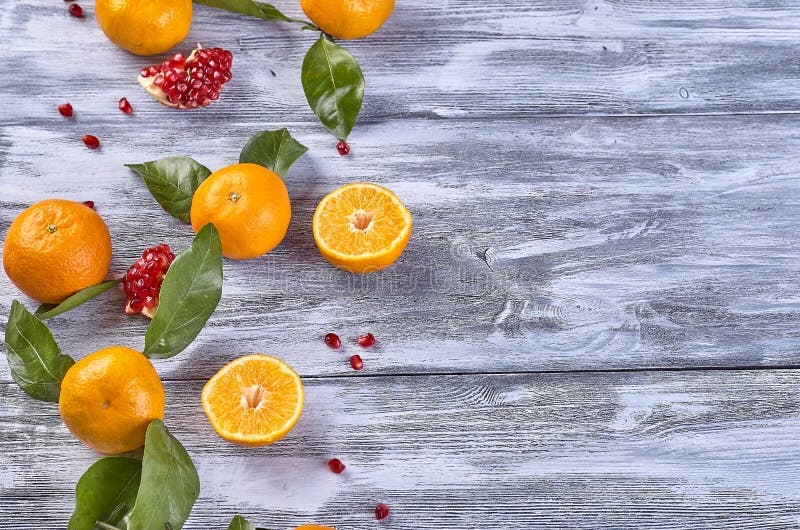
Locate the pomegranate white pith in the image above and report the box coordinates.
[138,45,233,109]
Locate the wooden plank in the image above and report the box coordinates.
[1,1,799,123]
[1,115,799,379]
[1,370,800,528]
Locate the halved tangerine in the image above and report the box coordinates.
[201,354,304,447]
[312,182,412,273]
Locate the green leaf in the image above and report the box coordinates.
[301,35,364,141]
[69,457,142,530]
[239,129,308,177]
[128,420,200,530]
[126,157,212,224]
[227,515,256,530]
[35,279,121,321]
[193,0,291,22]
[4,300,74,401]
[143,224,223,359]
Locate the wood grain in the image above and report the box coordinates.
[1,0,799,123]
[2,370,800,529]
[1,116,798,378]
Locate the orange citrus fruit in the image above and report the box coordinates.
[300,0,394,40]
[202,354,304,447]
[312,182,411,273]
[95,0,192,56]
[295,527,336,530]
[59,346,165,454]
[190,163,291,260]
[3,199,112,304]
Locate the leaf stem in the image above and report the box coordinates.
[95,522,123,530]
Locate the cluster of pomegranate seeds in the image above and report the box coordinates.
[349,354,364,371]
[375,503,390,520]
[357,332,376,347]
[139,46,233,108]
[123,244,175,318]
[68,3,83,17]
[336,140,350,156]
[327,458,346,474]
[81,200,94,209]
[82,135,100,149]
[324,332,341,349]
[58,103,73,117]
[118,97,134,115]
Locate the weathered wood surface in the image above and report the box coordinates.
[1,116,798,377]
[2,0,800,528]
[2,371,800,529]
[2,0,800,124]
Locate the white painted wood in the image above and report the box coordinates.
[2,1,800,528]
[2,371,800,529]
[1,0,799,123]
[1,116,798,378]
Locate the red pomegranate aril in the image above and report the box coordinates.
[81,200,94,209]
[375,503,390,520]
[58,103,73,117]
[118,97,134,114]
[357,333,376,347]
[336,141,350,156]
[324,333,341,349]
[82,135,100,149]
[138,45,233,109]
[349,354,364,371]
[68,3,83,17]
[327,458,346,474]
[123,244,175,318]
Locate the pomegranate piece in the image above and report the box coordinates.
[336,140,350,156]
[327,458,346,474]
[349,354,363,371]
[82,135,100,149]
[81,200,95,209]
[68,3,83,17]
[118,97,134,115]
[58,103,73,117]
[357,333,376,347]
[375,503,390,520]
[324,332,341,349]
[122,244,176,318]
[137,45,233,109]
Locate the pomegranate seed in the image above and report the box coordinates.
[81,200,94,209]
[68,3,83,17]
[123,244,176,318]
[357,333,376,348]
[327,458,346,474]
[58,103,73,117]
[349,354,363,371]
[138,45,233,109]
[336,140,350,156]
[82,135,100,149]
[118,97,134,115]
[324,333,341,349]
[375,503,390,520]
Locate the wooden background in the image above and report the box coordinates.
[1,0,799,528]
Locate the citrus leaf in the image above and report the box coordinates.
[193,0,291,22]
[227,515,256,530]
[128,420,200,530]
[301,35,364,141]
[239,129,308,177]
[35,279,121,321]
[143,224,222,359]
[4,300,74,401]
[69,457,142,530]
[126,157,211,224]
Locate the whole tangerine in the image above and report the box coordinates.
[3,199,112,304]
[95,0,192,56]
